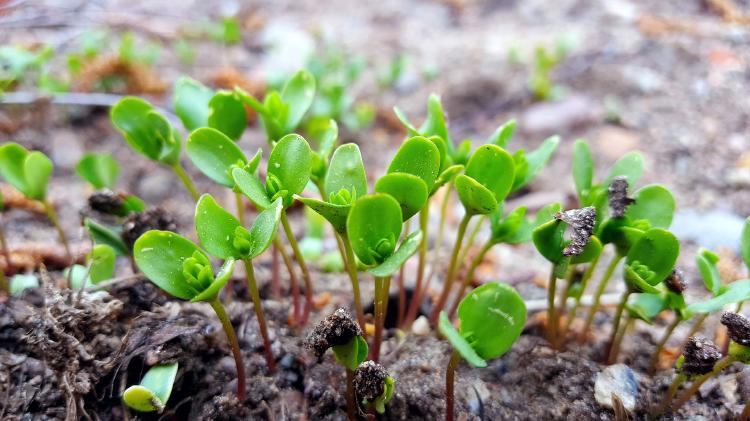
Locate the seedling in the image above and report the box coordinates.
[110,97,200,200]
[438,282,526,421]
[297,143,368,329]
[123,362,178,413]
[307,118,339,197]
[353,360,395,415]
[9,273,39,296]
[0,143,71,263]
[174,77,247,140]
[194,194,283,372]
[232,134,315,325]
[234,69,316,144]
[67,244,116,298]
[134,230,242,399]
[346,193,421,361]
[305,308,368,420]
[75,152,120,190]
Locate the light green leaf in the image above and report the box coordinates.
[686,279,750,315]
[511,135,559,192]
[374,173,428,221]
[297,196,350,235]
[267,134,312,204]
[696,248,722,296]
[572,139,593,204]
[186,127,247,187]
[281,70,316,132]
[332,335,368,371]
[208,90,247,140]
[133,231,205,300]
[455,174,498,216]
[438,312,487,368]
[174,76,213,130]
[76,153,120,189]
[487,119,516,148]
[325,143,367,202]
[625,184,675,229]
[87,244,116,284]
[387,136,441,192]
[465,144,515,203]
[346,194,402,266]
[605,151,644,187]
[84,218,129,256]
[232,167,273,209]
[123,362,179,413]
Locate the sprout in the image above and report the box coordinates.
[438,283,525,421]
[123,362,178,413]
[0,142,71,263]
[87,189,145,217]
[353,361,394,415]
[75,152,120,190]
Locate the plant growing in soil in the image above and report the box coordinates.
[438,282,526,421]
[173,77,248,140]
[110,97,200,200]
[305,308,369,420]
[75,152,119,190]
[346,193,421,361]
[123,362,179,413]
[353,360,395,415]
[232,134,315,325]
[0,142,72,262]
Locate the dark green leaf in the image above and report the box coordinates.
[195,194,245,259]
[570,235,602,264]
[84,218,129,256]
[346,194,402,265]
[624,228,680,293]
[532,219,566,263]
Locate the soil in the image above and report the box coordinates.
[2,0,750,419]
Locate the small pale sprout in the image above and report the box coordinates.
[721,312,750,347]
[123,362,179,413]
[554,206,595,256]
[677,337,721,377]
[665,269,686,294]
[353,360,395,414]
[607,176,635,218]
[304,308,363,359]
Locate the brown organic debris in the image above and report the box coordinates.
[73,54,166,94]
[680,337,722,376]
[304,308,362,359]
[721,312,750,346]
[121,208,177,249]
[554,207,595,256]
[87,189,125,216]
[665,269,686,294]
[0,184,46,214]
[607,176,635,218]
[353,360,388,402]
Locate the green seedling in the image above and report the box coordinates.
[233,134,315,325]
[234,69,316,144]
[9,273,39,296]
[438,282,526,421]
[75,153,120,190]
[0,143,71,263]
[606,228,680,364]
[84,217,129,256]
[346,193,421,361]
[305,309,369,420]
[110,97,200,200]
[134,230,244,399]
[174,77,247,140]
[307,118,339,196]
[511,40,570,101]
[377,54,407,88]
[67,244,116,292]
[430,143,515,324]
[297,142,368,330]
[353,360,395,415]
[123,362,179,413]
[194,194,283,372]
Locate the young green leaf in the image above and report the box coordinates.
[626,293,666,324]
[84,218,129,256]
[387,136,441,192]
[438,312,487,368]
[419,94,450,147]
[392,106,421,137]
[76,153,119,189]
[604,151,644,187]
[0,143,53,201]
[208,91,247,140]
[623,228,680,293]
[490,206,529,244]
[464,144,515,203]
[368,231,422,277]
[455,174,498,215]
[88,244,116,284]
[296,197,350,235]
[186,128,247,187]
[346,194,402,266]
[743,217,750,270]
[374,173,428,221]
[624,184,675,229]
[572,139,593,204]
[174,76,213,130]
[281,70,316,132]
[686,279,750,315]
[123,362,179,413]
[487,119,516,148]
[532,219,566,263]
[332,335,369,371]
[696,248,722,296]
[232,167,273,209]
[511,135,559,192]
[324,143,367,203]
[266,134,312,204]
[110,97,180,165]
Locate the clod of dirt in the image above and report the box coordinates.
[665,269,687,294]
[555,207,596,256]
[121,208,177,249]
[680,336,722,376]
[304,308,362,359]
[721,312,750,346]
[607,176,635,218]
[354,360,388,402]
[87,189,126,216]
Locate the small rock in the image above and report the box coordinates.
[594,364,637,411]
[411,316,430,336]
[50,130,83,170]
[520,95,603,135]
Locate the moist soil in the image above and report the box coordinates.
[2,0,750,419]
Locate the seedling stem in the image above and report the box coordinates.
[234,192,245,225]
[671,356,735,412]
[371,275,392,362]
[281,211,314,324]
[341,233,366,333]
[581,254,623,342]
[456,215,485,265]
[404,205,430,326]
[273,236,301,325]
[431,213,472,324]
[547,265,559,346]
[448,239,493,319]
[653,373,686,415]
[242,259,276,372]
[608,316,633,365]
[208,297,247,401]
[648,316,681,375]
[396,219,411,327]
[43,200,72,264]
[564,253,600,334]
[606,289,632,363]
[170,162,200,201]
[445,349,460,421]
[346,368,357,421]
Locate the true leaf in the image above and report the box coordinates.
[369,231,422,277]
[267,134,312,203]
[76,153,120,189]
[208,91,247,140]
[432,164,464,194]
[186,128,247,187]
[374,173,428,221]
[511,135,559,192]
[346,194,402,266]
[419,94,450,147]
[487,119,516,148]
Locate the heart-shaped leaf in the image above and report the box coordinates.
[267,134,312,204]
[111,97,180,165]
[325,143,367,203]
[438,311,487,368]
[605,151,644,187]
[134,231,209,300]
[76,153,120,189]
[123,362,179,413]
[369,231,422,277]
[511,135,559,192]
[387,136,441,192]
[487,119,516,148]
[686,279,750,315]
[572,139,593,204]
[208,90,247,140]
[624,228,680,293]
[696,248,722,296]
[233,166,272,209]
[173,77,213,130]
[374,173,428,221]
[455,174,498,215]
[0,143,53,201]
[625,184,675,229]
[281,70,316,132]
[346,194,402,266]
[186,128,247,187]
[464,144,515,203]
[297,196,350,235]
[457,282,526,360]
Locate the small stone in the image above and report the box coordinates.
[521,95,603,135]
[411,316,430,336]
[594,364,637,411]
[88,189,125,215]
